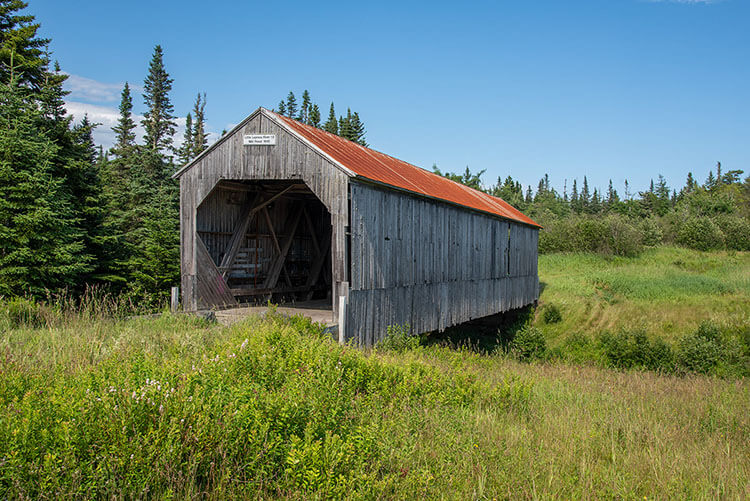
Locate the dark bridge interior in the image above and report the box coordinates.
[196,180,332,305]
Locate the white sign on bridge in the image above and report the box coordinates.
[243,134,277,145]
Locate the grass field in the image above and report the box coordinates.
[1,310,748,498]
[535,246,750,344]
[0,246,748,498]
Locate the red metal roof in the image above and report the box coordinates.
[274,111,540,228]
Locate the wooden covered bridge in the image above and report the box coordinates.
[174,107,540,345]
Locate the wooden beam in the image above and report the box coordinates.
[195,237,237,308]
[305,224,331,300]
[218,184,301,277]
[263,207,292,287]
[218,193,259,278]
[262,206,303,290]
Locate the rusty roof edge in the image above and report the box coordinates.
[261,109,358,178]
[351,177,542,229]
[276,113,542,228]
[172,108,264,179]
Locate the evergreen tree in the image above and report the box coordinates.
[0,0,48,89]
[142,45,176,153]
[716,161,722,186]
[177,112,193,165]
[685,172,696,193]
[299,89,311,123]
[285,91,297,119]
[606,179,619,206]
[589,188,602,213]
[706,170,716,189]
[324,102,338,134]
[571,179,579,213]
[581,176,591,211]
[277,100,286,116]
[110,82,136,158]
[338,109,352,140]
[0,74,86,295]
[192,92,208,156]
[70,114,109,283]
[309,103,321,128]
[654,174,671,216]
[348,111,367,146]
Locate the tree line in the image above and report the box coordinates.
[435,163,750,255]
[276,90,367,146]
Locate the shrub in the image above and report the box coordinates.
[676,217,725,251]
[599,329,674,372]
[541,303,562,324]
[717,215,750,251]
[639,217,664,246]
[538,215,643,257]
[377,324,419,352]
[602,215,644,257]
[509,326,547,361]
[677,333,724,374]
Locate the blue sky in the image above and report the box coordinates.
[32,0,749,195]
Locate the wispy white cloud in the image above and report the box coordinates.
[62,74,135,104]
[65,100,219,152]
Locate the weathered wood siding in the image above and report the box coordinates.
[346,181,539,345]
[179,111,349,310]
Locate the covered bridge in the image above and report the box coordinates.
[174,107,540,345]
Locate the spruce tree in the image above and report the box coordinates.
[142,45,176,153]
[348,111,367,146]
[581,176,591,211]
[338,108,353,140]
[70,114,109,283]
[110,82,136,158]
[299,89,311,123]
[309,103,321,128]
[571,179,579,213]
[177,112,193,165]
[192,92,208,156]
[324,102,338,134]
[0,74,86,295]
[285,91,297,118]
[277,100,286,116]
[685,172,696,192]
[0,0,48,89]
[716,161,722,186]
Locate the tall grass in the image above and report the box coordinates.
[0,285,165,332]
[1,311,748,498]
[536,247,749,344]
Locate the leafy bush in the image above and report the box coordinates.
[539,215,643,256]
[541,303,562,324]
[676,217,725,251]
[677,333,724,374]
[509,326,547,361]
[377,323,419,352]
[639,217,664,246]
[717,215,750,251]
[599,329,674,372]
